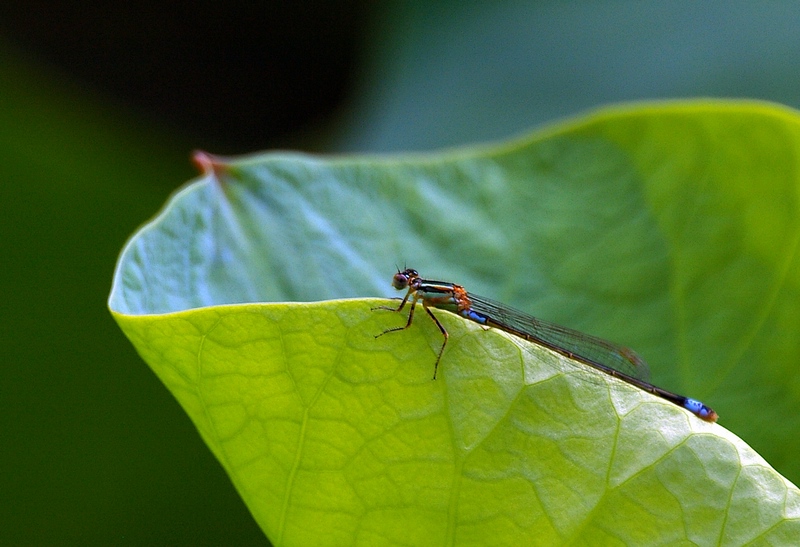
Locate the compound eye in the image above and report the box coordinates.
[391,272,409,290]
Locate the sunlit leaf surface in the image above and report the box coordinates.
[111,102,800,545]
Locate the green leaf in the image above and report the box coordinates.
[110,101,800,545]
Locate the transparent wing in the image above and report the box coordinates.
[467,293,651,382]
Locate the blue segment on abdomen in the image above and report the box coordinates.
[462,309,489,324]
[684,398,712,418]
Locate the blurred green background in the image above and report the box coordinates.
[3,2,800,544]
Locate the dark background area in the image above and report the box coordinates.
[2,2,800,544]
[0,0,365,155]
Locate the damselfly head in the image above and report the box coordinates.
[392,268,419,290]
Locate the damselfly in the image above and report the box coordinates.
[375,268,717,422]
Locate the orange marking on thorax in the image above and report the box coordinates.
[452,285,472,313]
